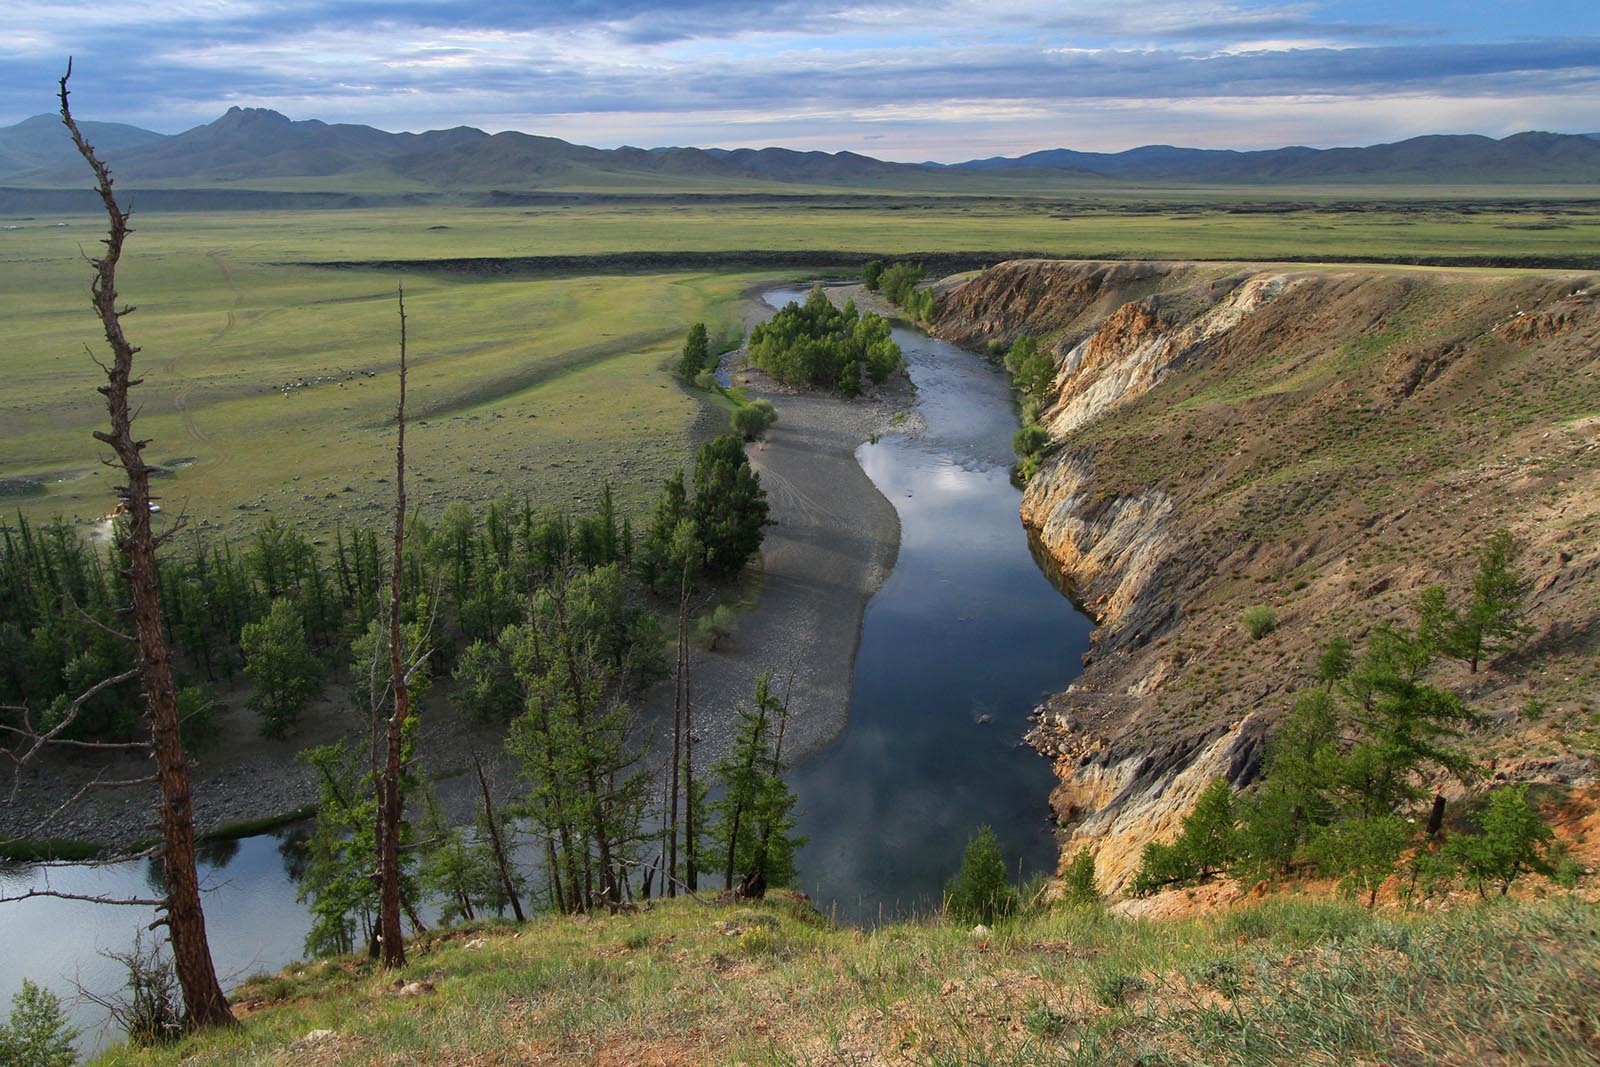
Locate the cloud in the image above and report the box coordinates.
[3,2,1597,157]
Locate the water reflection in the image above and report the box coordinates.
[276,826,312,883]
[195,836,240,869]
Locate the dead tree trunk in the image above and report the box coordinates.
[472,751,525,922]
[666,578,687,897]
[58,64,235,1030]
[376,288,411,969]
[683,623,698,893]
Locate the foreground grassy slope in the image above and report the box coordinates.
[94,893,1599,1066]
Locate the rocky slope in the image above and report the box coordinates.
[933,260,1600,890]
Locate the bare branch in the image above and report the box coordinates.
[65,592,139,643]
[0,888,163,907]
[2,666,142,775]
[0,730,153,752]
[22,843,162,870]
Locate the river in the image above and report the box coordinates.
[0,284,1091,1051]
[765,286,1092,922]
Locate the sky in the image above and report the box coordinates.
[4,1,1599,161]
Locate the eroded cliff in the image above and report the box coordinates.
[934,260,1600,891]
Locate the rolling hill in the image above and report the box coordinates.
[0,106,952,192]
[0,113,166,176]
[948,131,1600,183]
[3,107,1599,194]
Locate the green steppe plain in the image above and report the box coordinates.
[3,189,1598,536]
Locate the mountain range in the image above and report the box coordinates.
[3,107,1599,194]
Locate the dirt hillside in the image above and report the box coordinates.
[932,260,1600,890]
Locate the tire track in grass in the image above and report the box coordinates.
[165,253,240,495]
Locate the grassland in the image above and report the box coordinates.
[89,892,1600,1066]
[3,190,1598,539]
[0,212,788,537]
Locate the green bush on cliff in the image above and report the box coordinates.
[1004,336,1055,398]
[1241,604,1277,639]
[1132,777,1238,896]
[1061,848,1101,906]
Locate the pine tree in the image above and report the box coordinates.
[945,825,1017,924]
[297,741,381,957]
[418,789,503,924]
[1453,529,1531,672]
[1232,690,1342,877]
[691,435,769,581]
[1310,813,1412,906]
[711,674,781,891]
[678,322,710,380]
[1447,784,1555,896]
[1335,623,1478,818]
[0,980,78,1067]
[505,578,652,913]
[240,596,322,739]
[637,471,694,594]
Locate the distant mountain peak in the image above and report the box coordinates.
[216,106,293,127]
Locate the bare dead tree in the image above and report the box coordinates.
[683,589,699,893]
[665,572,687,896]
[374,286,426,968]
[471,750,525,922]
[21,61,236,1030]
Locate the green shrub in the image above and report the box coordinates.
[0,980,77,1067]
[1012,423,1050,460]
[1024,1001,1073,1039]
[1060,848,1101,906]
[878,262,925,305]
[731,399,779,441]
[945,825,1018,925]
[694,604,737,650]
[1241,605,1277,640]
[1092,971,1146,1009]
[1446,784,1555,896]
